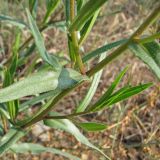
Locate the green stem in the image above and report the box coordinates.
[70,0,85,74]
[86,4,160,77]
[44,110,92,120]
[21,82,84,128]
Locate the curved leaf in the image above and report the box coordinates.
[76,52,106,113]
[11,143,80,160]
[26,9,60,70]
[44,112,111,160]
[0,70,59,103]
[69,0,108,31]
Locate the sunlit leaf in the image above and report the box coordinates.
[43,0,60,24]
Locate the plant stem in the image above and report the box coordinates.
[21,4,160,128]
[44,110,92,120]
[21,82,85,128]
[86,4,160,77]
[70,0,85,74]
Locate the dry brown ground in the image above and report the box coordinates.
[0,0,160,160]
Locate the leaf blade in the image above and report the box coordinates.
[78,122,107,132]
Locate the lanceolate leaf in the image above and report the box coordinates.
[0,128,25,154]
[91,83,152,112]
[129,41,160,79]
[0,70,59,103]
[79,9,100,46]
[76,52,106,113]
[43,0,60,24]
[107,83,152,106]
[63,0,70,24]
[26,9,60,70]
[0,68,88,103]
[69,0,108,31]
[82,39,127,62]
[78,122,107,132]
[44,112,111,160]
[11,143,80,160]
[19,90,59,112]
[89,67,128,111]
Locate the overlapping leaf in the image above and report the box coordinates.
[69,0,108,31]
[88,68,152,112]
[76,52,106,113]
[0,68,88,103]
[44,112,111,160]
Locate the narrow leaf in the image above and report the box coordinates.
[89,67,128,111]
[26,9,60,70]
[82,39,127,62]
[107,83,152,105]
[79,9,100,46]
[0,128,25,154]
[78,122,107,132]
[69,0,108,31]
[76,52,106,113]
[129,41,160,79]
[93,83,152,111]
[44,112,111,159]
[43,0,60,24]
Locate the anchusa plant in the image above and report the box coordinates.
[0,0,159,159]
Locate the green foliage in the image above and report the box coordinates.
[44,112,110,159]
[129,41,160,79]
[0,128,25,154]
[0,1,159,159]
[69,0,108,31]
